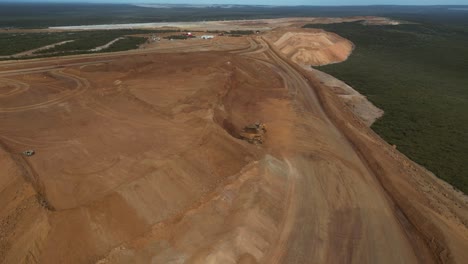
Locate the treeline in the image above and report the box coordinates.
[0,29,167,57]
[304,21,468,193]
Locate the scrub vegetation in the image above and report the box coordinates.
[304,21,468,193]
[0,30,159,59]
[164,35,190,40]
[0,33,69,56]
[33,30,150,54]
[229,30,255,35]
[104,36,147,52]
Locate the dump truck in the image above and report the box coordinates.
[239,122,267,145]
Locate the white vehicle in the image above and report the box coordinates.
[201,35,214,39]
[23,150,35,156]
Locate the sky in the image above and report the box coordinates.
[3,0,468,6]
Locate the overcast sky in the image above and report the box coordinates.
[5,0,468,6]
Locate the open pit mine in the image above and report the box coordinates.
[0,17,467,264]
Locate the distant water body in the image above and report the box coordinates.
[448,8,468,11]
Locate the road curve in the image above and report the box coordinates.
[239,36,442,263]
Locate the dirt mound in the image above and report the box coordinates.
[266,29,382,125]
[309,67,384,126]
[269,29,354,66]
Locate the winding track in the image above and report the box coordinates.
[0,78,30,97]
[237,37,434,263]
[0,70,90,113]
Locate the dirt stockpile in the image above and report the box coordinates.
[309,67,384,126]
[265,29,381,125]
[268,29,354,66]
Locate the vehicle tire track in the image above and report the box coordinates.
[0,138,55,211]
[0,78,30,97]
[0,69,90,113]
[260,36,440,263]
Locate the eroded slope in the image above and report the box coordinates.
[266,29,353,66]
[265,28,382,126]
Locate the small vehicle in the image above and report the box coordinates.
[22,150,35,157]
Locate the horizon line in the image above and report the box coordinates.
[1,1,468,7]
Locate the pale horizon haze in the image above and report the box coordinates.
[2,0,468,6]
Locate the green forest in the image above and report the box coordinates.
[304,21,468,193]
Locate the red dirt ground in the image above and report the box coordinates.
[0,20,467,264]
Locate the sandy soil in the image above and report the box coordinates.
[0,16,400,34]
[90,38,124,52]
[264,27,381,125]
[308,67,384,126]
[0,19,467,264]
[265,28,354,66]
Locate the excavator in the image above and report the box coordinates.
[239,122,267,145]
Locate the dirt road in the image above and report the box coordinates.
[90,37,124,52]
[0,31,467,264]
[258,36,467,263]
[236,37,423,263]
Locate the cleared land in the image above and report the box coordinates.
[1,3,466,28]
[0,17,467,264]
